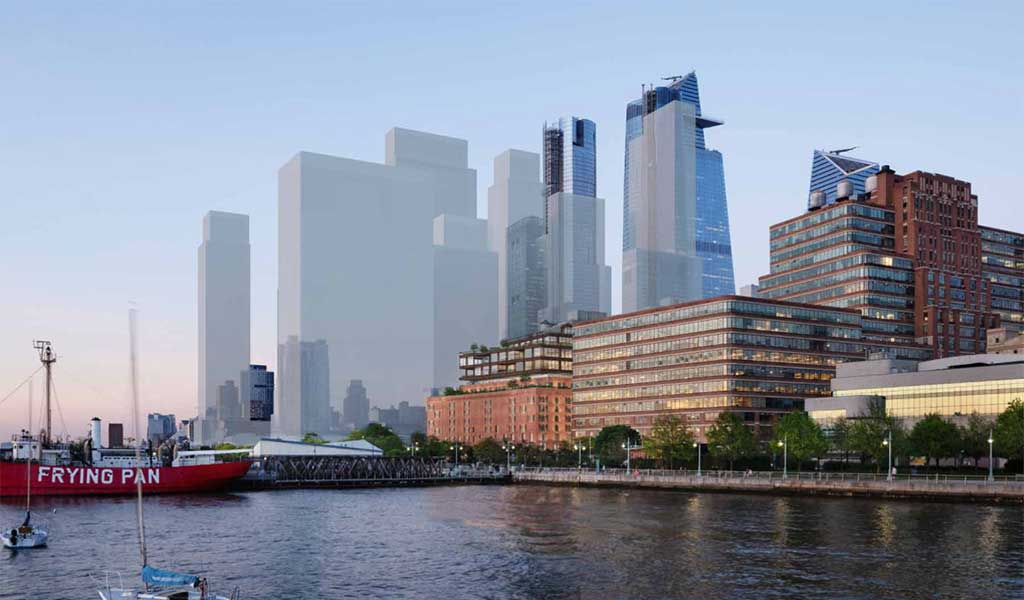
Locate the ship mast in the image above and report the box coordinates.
[32,341,56,446]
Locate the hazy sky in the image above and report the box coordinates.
[1,1,1021,439]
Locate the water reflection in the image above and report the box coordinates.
[0,486,1021,599]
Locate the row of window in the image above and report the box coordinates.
[574,379,831,404]
[761,252,912,291]
[575,332,865,364]
[573,347,844,377]
[771,217,894,251]
[770,203,893,239]
[574,362,833,390]
[770,231,894,265]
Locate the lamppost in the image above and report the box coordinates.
[883,430,893,481]
[988,430,994,482]
[503,441,515,472]
[693,441,701,477]
[574,442,586,468]
[778,436,788,479]
[621,439,640,474]
[408,443,419,457]
[449,443,460,467]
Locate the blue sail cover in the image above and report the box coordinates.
[142,565,199,587]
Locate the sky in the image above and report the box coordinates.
[1,1,1021,439]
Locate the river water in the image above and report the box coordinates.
[2,485,1022,599]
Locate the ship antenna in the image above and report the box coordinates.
[130,308,149,574]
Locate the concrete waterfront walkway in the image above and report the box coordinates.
[513,467,1024,504]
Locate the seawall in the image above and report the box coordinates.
[513,469,1024,504]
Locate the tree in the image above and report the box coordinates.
[302,432,327,444]
[348,423,406,456]
[829,417,854,468]
[848,400,907,472]
[641,415,695,469]
[473,438,505,464]
[959,413,994,468]
[706,412,755,471]
[994,399,1024,474]
[909,413,959,471]
[593,425,640,467]
[773,412,829,472]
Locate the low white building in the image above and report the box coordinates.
[249,438,383,457]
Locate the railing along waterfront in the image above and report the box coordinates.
[514,466,1024,485]
[240,456,508,489]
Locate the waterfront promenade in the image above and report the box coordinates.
[514,467,1024,503]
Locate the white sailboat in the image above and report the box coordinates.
[95,310,240,600]
[2,379,49,549]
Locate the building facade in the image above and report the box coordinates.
[371,401,427,441]
[541,192,611,326]
[807,149,880,208]
[341,379,370,431]
[812,353,1024,426]
[507,215,546,339]
[760,167,1023,359]
[622,72,734,311]
[488,150,544,340]
[277,128,493,437]
[427,325,574,446]
[571,296,871,442]
[146,413,176,447]
[197,210,250,445]
[981,226,1024,334]
[543,117,597,228]
[987,328,1024,355]
[241,364,274,421]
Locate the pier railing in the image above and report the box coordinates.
[240,456,508,488]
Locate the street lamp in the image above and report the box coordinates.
[778,436,788,479]
[574,442,586,468]
[693,440,701,477]
[988,430,994,482]
[882,430,893,481]
[503,441,515,472]
[621,439,640,474]
[449,443,460,467]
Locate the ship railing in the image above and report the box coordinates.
[89,571,126,595]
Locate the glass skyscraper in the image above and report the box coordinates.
[622,71,735,310]
[807,149,879,208]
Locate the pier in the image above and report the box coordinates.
[514,467,1024,504]
[235,456,508,490]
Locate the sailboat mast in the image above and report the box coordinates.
[129,309,148,570]
[26,379,32,515]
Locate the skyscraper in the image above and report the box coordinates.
[197,211,250,445]
[241,364,274,422]
[807,149,880,208]
[507,215,546,338]
[540,116,610,324]
[488,150,544,339]
[341,379,370,431]
[277,128,493,437]
[622,72,734,311]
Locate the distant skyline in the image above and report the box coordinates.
[2,1,1022,438]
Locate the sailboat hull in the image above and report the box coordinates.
[0,461,251,497]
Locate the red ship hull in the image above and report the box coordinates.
[0,461,252,497]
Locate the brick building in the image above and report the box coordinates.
[426,325,574,447]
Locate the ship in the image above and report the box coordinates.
[0,341,252,498]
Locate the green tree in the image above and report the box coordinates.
[593,425,640,467]
[302,432,327,444]
[848,400,907,472]
[994,398,1024,474]
[641,415,695,469]
[473,437,505,464]
[773,412,829,472]
[706,412,755,471]
[958,413,994,468]
[909,413,959,471]
[348,423,407,456]
[829,417,854,468]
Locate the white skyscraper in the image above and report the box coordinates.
[276,128,492,437]
[487,150,543,340]
[197,211,250,444]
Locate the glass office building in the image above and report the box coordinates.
[622,71,734,308]
[807,149,879,208]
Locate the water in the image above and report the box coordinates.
[2,485,1022,599]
